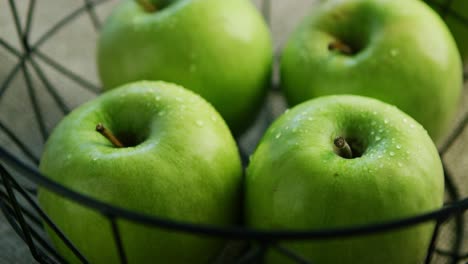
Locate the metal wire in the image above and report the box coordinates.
[1,150,467,241]
[270,243,312,264]
[108,216,128,264]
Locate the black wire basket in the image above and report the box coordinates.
[0,0,467,263]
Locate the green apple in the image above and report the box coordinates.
[280,0,462,143]
[97,0,273,136]
[246,95,444,264]
[38,81,243,263]
[424,0,468,63]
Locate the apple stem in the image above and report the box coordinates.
[135,0,157,12]
[334,136,353,159]
[136,0,175,12]
[96,123,125,148]
[328,40,353,55]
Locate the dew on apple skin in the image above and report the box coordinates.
[390,49,399,57]
[396,145,401,149]
[175,97,184,102]
[275,132,282,139]
[167,20,176,29]
[375,136,381,141]
[196,120,204,127]
[210,115,217,122]
[155,96,161,101]
[390,151,395,156]
[384,119,389,124]
[403,118,408,123]
[158,111,166,116]
[397,162,403,167]
[189,64,197,73]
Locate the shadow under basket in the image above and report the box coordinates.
[1,0,468,263]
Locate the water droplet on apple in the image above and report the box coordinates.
[190,64,197,73]
[176,97,183,102]
[396,145,401,149]
[372,111,377,115]
[211,115,217,122]
[156,96,161,101]
[390,151,395,156]
[378,154,383,159]
[375,136,381,141]
[285,126,289,130]
[390,49,399,56]
[158,111,166,116]
[379,164,384,168]
[384,119,388,124]
[397,162,403,167]
[307,117,313,121]
[285,109,290,113]
[275,132,282,139]
[370,131,375,135]
[196,120,204,127]
[403,118,408,123]
[167,20,176,29]
[410,124,415,128]
[371,121,376,126]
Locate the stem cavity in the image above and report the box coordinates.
[328,40,354,55]
[96,123,125,148]
[136,0,175,12]
[334,136,353,159]
[136,0,157,12]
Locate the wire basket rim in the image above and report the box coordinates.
[1,145,467,241]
